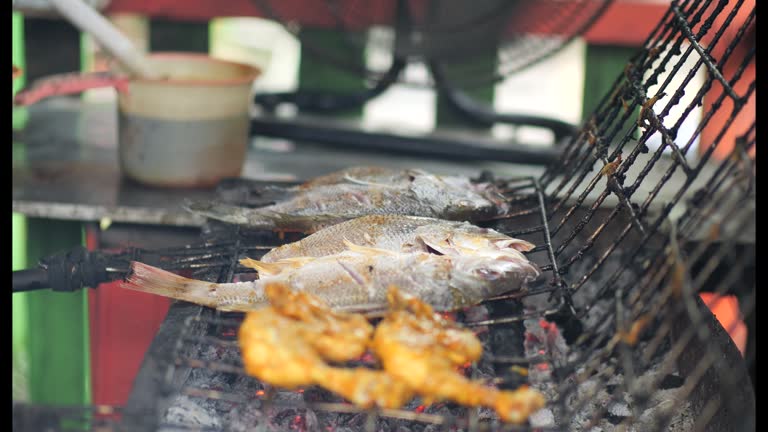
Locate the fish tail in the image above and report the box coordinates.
[122,261,220,308]
[123,261,267,311]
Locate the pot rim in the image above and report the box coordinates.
[113,52,262,87]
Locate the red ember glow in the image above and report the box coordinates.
[359,352,375,363]
[415,405,426,413]
[700,293,747,356]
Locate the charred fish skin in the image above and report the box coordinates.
[292,166,420,190]
[262,215,444,261]
[262,215,534,263]
[256,251,539,311]
[123,248,540,313]
[184,167,510,232]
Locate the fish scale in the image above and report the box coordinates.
[184,167,509,232]
[262,215,533,262]
[123,248,540,312]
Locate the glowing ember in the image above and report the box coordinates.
[414,405,426,413]
[700,293,747,356]
[536,363,550,372]
[440,312,456,321]
[291,414,303,430]
[255,390,265,397]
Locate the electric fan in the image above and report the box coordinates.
[247,0,612,161]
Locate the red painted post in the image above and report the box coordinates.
[85,225,170,407]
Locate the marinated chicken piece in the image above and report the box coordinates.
[263,283,373,362]
[238,284,413,408]
[372,287,546,424]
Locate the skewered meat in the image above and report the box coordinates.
[238,283,413,408]
[372,287,546,424]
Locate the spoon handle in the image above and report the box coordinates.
[49,0,159,80]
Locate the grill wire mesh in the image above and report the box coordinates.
[12,0,754,430]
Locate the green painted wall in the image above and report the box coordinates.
[582,44,637,122]
[12,13,91,407]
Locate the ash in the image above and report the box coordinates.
[514,249,696,431]
[159,248,694,431]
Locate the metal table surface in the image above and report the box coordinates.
[13,97,750,245]
[12,98,545,228]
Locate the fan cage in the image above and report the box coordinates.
[249,0,613,90]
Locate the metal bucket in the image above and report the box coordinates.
[116,53,260,188]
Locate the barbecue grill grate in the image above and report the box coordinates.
[12,0,754,430]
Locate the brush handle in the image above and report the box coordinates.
[49,0,158,80]
[12,269,50,292]
[14,71,130,106]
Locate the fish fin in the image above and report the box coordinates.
[342,239,397,256]
[183,199,277,229]
[342,174,397,188]
[336,259,370,288]
[121,261,219,308]
[496,238,536,252]
[417,236,453,255]
[277,257,316,266]
[239,258,291,275]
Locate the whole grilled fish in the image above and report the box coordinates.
[122,245,540,312]
[185,167,509,233]
[262,215,534,262]
[291,166,424,190]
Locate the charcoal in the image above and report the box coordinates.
[659,374,685,390]
[157,219,701,432]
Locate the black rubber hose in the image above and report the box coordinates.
[428,60,578,142]
[254,57,407,113]
[12,268,50,293]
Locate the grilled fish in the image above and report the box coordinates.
[122,244,540,312]
[261,215,534,262]
[184,167,510,233]
[291,166,422,190]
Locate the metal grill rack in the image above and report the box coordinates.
[12,0,754,430]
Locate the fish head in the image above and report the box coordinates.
[410,175,501,219]
[470,181,511,214]
[449,253,541,305]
